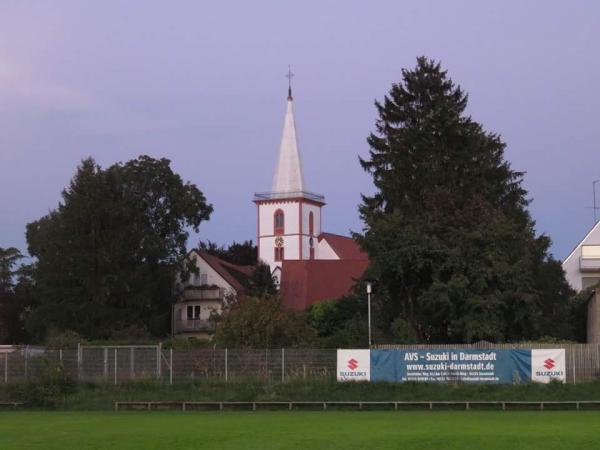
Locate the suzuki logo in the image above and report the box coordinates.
[544,358,555,370]
[347,358,359,370]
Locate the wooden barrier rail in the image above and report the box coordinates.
[114,400,600,412]
[0,402,22,409]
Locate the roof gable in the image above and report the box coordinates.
[563,221,600,265]
[318,233,368,260]
[188,250,253,293]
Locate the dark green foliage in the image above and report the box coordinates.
[0,247,22,289]
[567,286,597,343]
[0,248,27,343]
[5,379,600,410]
[305,295,368,347]
[214,295,315,348]
[246,262,278,297]
[198,240,257,266]
[358,57,574,343]
[25,156,212,341]
[6,358,75,407]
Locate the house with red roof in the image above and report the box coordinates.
[172,250,252,338]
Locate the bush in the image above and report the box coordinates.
[9,357,76,407]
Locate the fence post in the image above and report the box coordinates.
[169,348,173,386]
[130,347,134,380]
[77,343,82,382]
[572,349,577,384]
[597,344,600,379]
[59,349,63,363]
[114,348,118,385]
[281,348,285,383]
[24,346,28,381]
[4,352,7,383]
[103,347,108,381]
[225,348,228,382]
[156,343,162,380]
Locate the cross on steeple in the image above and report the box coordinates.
[286,66,294,100]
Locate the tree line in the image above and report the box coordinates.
[0,57,590,346]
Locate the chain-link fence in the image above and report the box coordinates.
[1,344,600,384]
[0,345,337,384]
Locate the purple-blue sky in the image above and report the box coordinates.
[1,1,599,260]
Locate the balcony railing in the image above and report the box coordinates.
[253,190,325,203]
[580,257,600,272]
[181,287,225,301]
[174,319,215,334]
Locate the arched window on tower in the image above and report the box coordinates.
[274,209,285,235]
[309,211,314,235]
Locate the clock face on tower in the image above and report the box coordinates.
[275,236,284,247]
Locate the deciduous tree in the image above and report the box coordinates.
[26,156,212,340]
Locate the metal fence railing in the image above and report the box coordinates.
[1,344,599,384]
[0,346,337,384]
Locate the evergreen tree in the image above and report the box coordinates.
[198,240,257,266]
[358,57,572,343]
[0,247,24,343]
[246,262,277,297]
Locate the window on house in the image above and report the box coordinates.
[274,209,285,235]
[187,305,201,320]
[309,211,314,235]
[274,247,284,262]
[309,237,315,259]
[200,273,208,285]
[583,277,600,289]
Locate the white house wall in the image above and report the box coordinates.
[302,203,322,236]
[175,299,221,321]
[258,201,300,236]
[317,238,340,260]
[259,235,301,268]
[190,254,236,296]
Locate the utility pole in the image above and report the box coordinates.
[594,179,600,224]
[366,282,372,348]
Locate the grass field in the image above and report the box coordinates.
[1,411,599,449]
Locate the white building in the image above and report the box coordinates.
[562,221,600,291]
[172,250,252,338]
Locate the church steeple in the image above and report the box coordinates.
[271,70,305,194]
[254,74,326,274]
[287,65,293,100]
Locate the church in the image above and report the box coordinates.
[172,82,368,337]
[253,82,369,310]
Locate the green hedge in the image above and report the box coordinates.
[2,379,600,410]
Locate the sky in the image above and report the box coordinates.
[0,1,599,261]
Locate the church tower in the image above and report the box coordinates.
[254,74,325,277]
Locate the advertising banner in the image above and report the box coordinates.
[336,348,566,384]
[337,349,370,381]
[370,349,531,384]
[531,349,566,383]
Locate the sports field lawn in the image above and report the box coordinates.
[1,411,599,449]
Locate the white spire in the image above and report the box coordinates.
[271,93,305,193]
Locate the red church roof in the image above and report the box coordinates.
[280,258,369,310]
[318,233,368,260]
